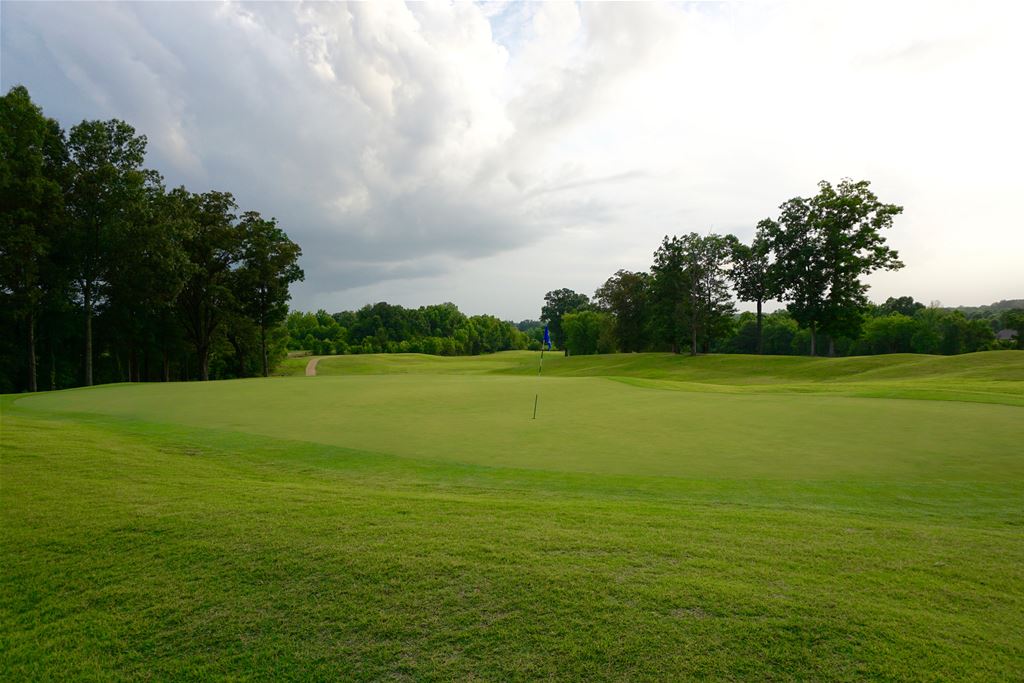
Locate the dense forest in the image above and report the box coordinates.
[3,85,1020,393]
[0,86,303,393]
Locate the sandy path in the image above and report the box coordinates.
[305,357,320,376]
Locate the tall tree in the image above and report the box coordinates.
[65,119,148,384]
[730,221,776,354]
[594,270,651,352]
[233,211,304,376]
[541,288,591,353]
[650,235,690,354]
[768,179,903,356]
[694,233,738,353]
[105,174,189,381]
[173,189,242,381]
[562,310,615,356]
[651,233,736,355]
[0,86,67,392]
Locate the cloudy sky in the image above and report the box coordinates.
[3,1,1021,320]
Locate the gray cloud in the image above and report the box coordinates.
[3,1,564,301]
[3,1,1022,319]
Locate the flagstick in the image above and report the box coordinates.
[533,345,545,420]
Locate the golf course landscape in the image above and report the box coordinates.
[2,350,1022,680]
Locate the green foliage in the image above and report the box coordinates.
[0,86,67,391]
[729,223,775,353]
[651,233,736,355]
[286,310,347,354]
[286,302,526,357]
[857,314,918,354]
[0,86,305,390]
[541,288,591,349]
[877,295,925,318]
[768,179,904,355]
[594,270,651,352]
[1001,309,1024,349]
[65,117,150,384]
[232,212,303,376]
[562,310,615,355]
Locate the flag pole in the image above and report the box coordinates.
[533,347,543,419]
[533,327,549,420]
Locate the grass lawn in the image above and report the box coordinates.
[3,351,1023,679]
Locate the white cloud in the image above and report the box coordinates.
[3,0,1022,319]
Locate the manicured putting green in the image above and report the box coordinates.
[14,371,1023,481]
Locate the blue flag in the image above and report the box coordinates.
[543,325,551,350]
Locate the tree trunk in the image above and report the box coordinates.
[828,336,836,358]
[690,325,697,356]
[84,282,93,386]
[50,345,56,391]
[199,346,210,381]
[809,323,817,356]
[260,322,269,377]
[162,349,170,382]
[756,299,764,354]
[671,342,679,354]
[27,310,37,392]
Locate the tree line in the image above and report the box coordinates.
[0,86,303,393]
[285,302,533,356]
[541,179,1022,357]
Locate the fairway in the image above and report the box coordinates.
[3,352,1024,679]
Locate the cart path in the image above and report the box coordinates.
[305,357,320,376]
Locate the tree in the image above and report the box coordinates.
[860,313,917,354]
[877,296,924,318]
[66,119,148,385]
[104,174,189,382]
[730,221,776,354]
[650,236,691,354]
[562,310,615,355]
[769,179,903,356]
[1001,309,1024,350]
[173,189,243,381]
[594,270,651,352]
[541,288,591,354]
[0,85,67,392]
[694,233,738,353]
[233,212,304,376]
[651,233,736,355]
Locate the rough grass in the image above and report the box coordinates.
[3,351,1023,680]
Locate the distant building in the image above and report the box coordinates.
[996,329,1018,341]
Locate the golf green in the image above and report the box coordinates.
[3,351,1022,680]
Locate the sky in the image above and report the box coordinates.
[2,1,1021,320]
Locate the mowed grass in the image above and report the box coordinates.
[3,351,1023,679]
